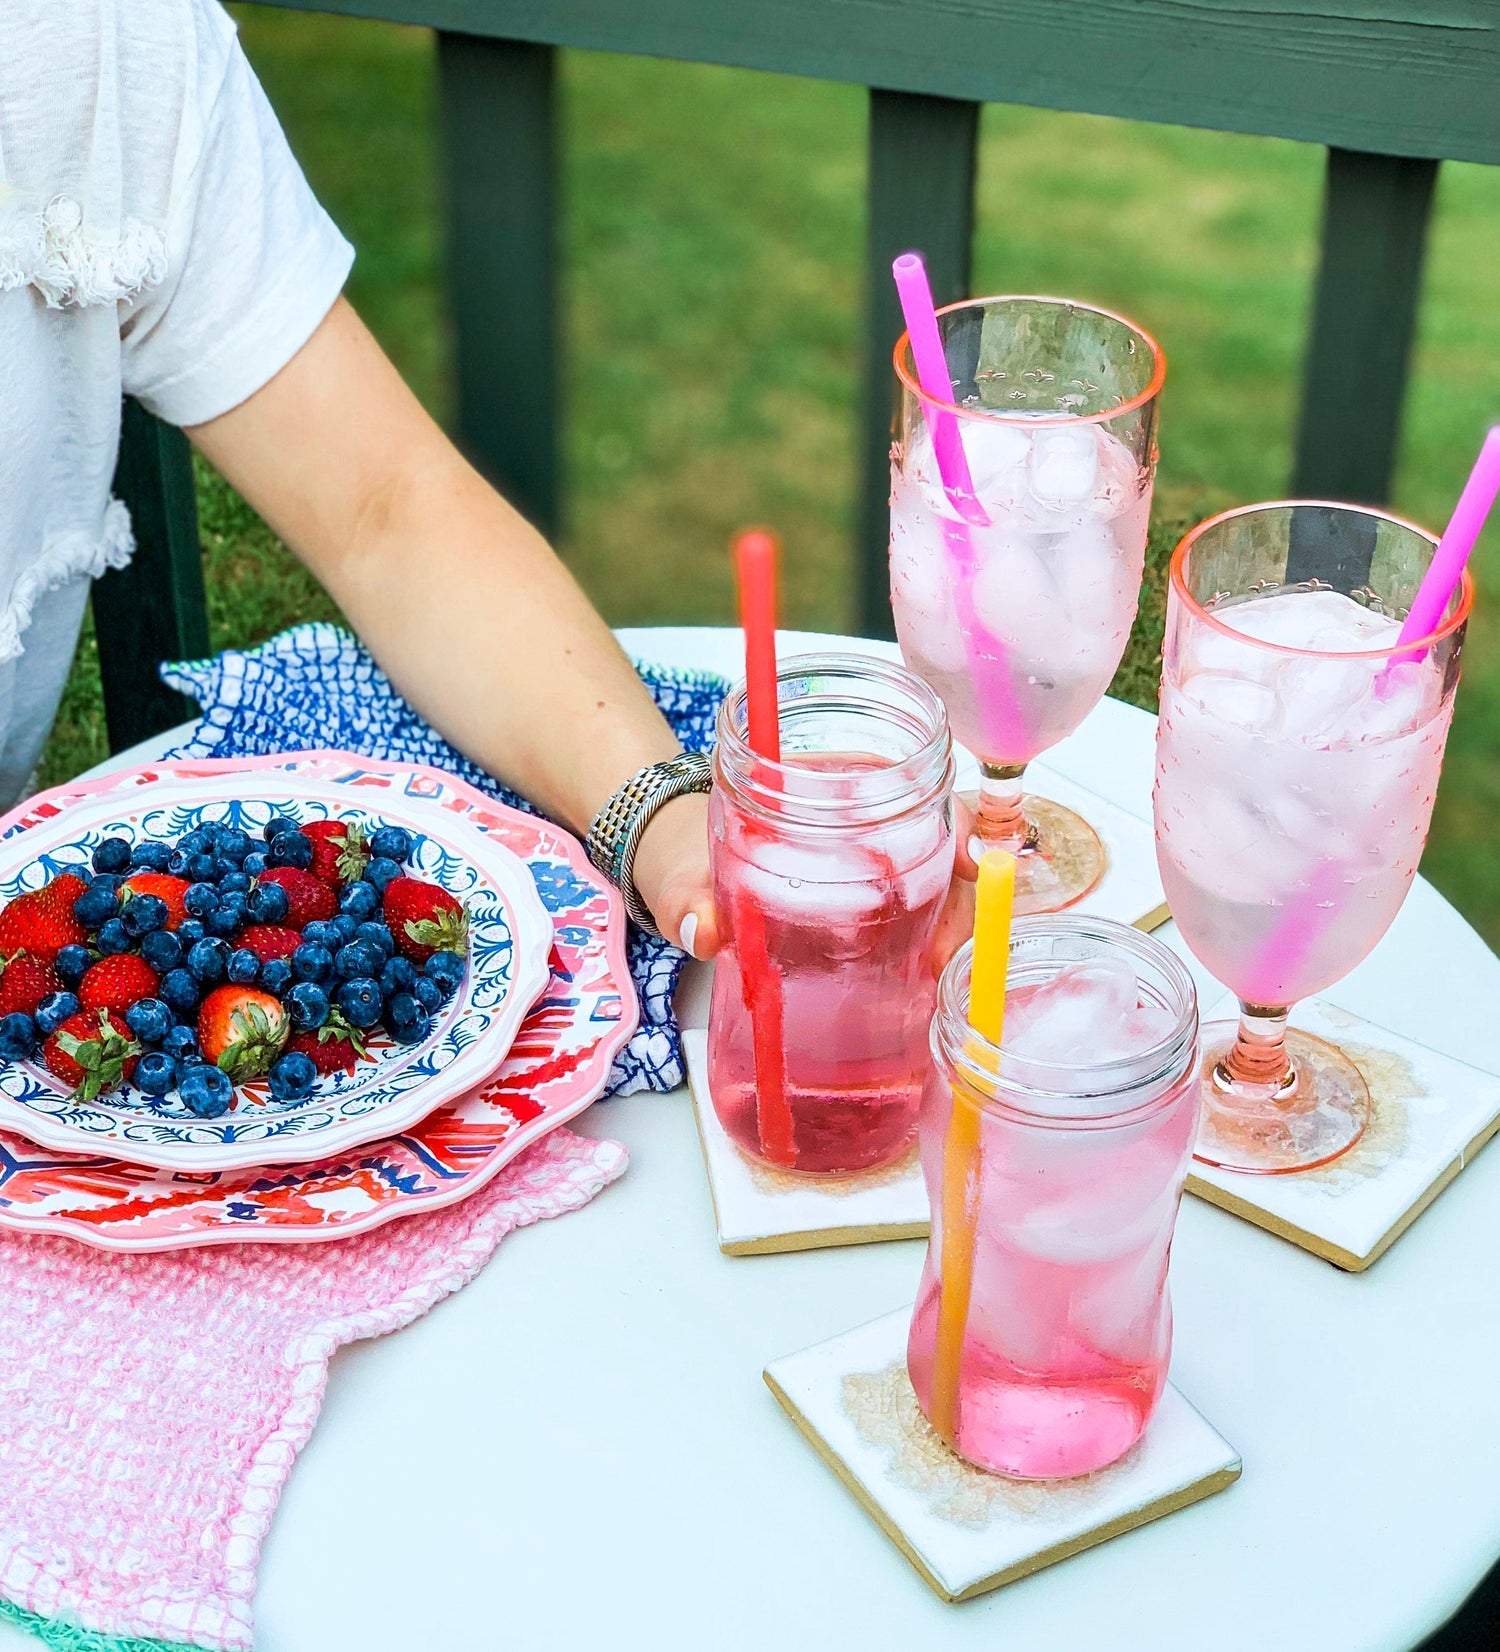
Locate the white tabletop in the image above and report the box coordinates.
[18,625,1500,1652]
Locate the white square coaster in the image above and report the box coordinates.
[682,1030,929,1255]
[764,1307,1241,1603]
[1187,996,1500,1271]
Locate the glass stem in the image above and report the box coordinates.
[1215,1001,1298,1099]
[975,762,1035,853]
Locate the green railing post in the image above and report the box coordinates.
[95,399,209,752]
[1292,147,1440,505]
[858,88,980,639]
[436,32,560,538]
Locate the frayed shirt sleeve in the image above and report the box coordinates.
[119,2,352,428]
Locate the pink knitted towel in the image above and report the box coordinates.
[0,1129,627,1652]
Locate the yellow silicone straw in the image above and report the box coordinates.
[930,849,1014,1446]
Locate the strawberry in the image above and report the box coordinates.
[303,819,370,889]
[0,953,61,1017]
[0,873,88,963]
[383,878,469,964]
[258,867,337,931]
[117,872,191,930]
[286,1011,368,1076]
[238,925,301,964]
[197,986,290,1083]
[78,954,159,1018]
[43,1009,139,1100]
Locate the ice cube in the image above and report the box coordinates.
[738,839,887,927]
[1180,671,1281,734]
[1004,958,1141,1065]
[970,538,1070,657]
[961,418,1032,503]
[888,520,969,673]
[1030,426,1099,509]
[1051,520,1128,638]
[1271,652,1379,746]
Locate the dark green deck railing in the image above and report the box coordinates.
[104,0,1500,755]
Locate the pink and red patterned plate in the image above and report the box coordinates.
[0,753,635,1251]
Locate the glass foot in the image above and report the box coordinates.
[1193,1022,1370,1175]
[978,794,1106,916]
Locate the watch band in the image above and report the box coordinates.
[585,751,713,937]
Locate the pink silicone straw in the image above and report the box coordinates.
[892,254,989,528]
[1383,424,1500,681]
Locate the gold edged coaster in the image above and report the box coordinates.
[1188,995,1500,1271]
[682,1030,928,1255]
[764,1307,1241,1603]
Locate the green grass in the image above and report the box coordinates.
[44,7,1500,942]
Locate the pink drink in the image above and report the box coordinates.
[907,920,1199,1479]
[891,419,1151,765]
[1155,589,1452,1007]
[707,656,956,1174]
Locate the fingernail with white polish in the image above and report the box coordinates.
[679,913,699,959]
[967,835,985,866]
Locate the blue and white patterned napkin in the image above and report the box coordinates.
[161,622,726,1097]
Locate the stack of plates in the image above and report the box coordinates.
[0,751,635,1251]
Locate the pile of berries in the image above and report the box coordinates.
[0,813,469,1119]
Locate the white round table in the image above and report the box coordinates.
[13,626,1498,1652]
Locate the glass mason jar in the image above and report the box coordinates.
[907,916,1200,1479]
[707,653,957,1175]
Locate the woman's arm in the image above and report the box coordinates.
[186,296,716,955]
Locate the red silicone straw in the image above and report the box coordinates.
[732,528,795,1166]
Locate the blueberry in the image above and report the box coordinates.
[379,956,417,997]
[337,977,383,1029]
[73,883,119,929]
[180,1065,234,1119]
[411,977,443,1014]
[218,870,251,895]
[329,913,358,946]
[134,1051,177,1097]
[338,881,379,922]
[357,921,395,960]
[177,827,214,857]
[385,994,429,1045]
[163,1023,201,1062]
[268,831,313,870]
[263,815,298,844]
[177,918,206,948]
[335,939,383,981]
[129,839,171,872]
[167,848,192,878]
[217,828,251,864]
[363,857,402,894]
[424,950,465,999]
[300,920,338,950]
[160,969,201,1016]
[291,943,332,984]
[95,918,131,955]
[246,880,290,925]
[286,981,330,1030]
[268,1050,317,1101]
[368,825,413,864]
[119,893,168,937]
[187,938,229,985]
[227,949,260,985]
[53,944,92,990]
[260,958,293,997]
[0,1013,37,1060]
[138,931,183,974]
[184,882,220,920]
[186,853,217,884]
[205,906,242,940]
[91,836,131,875]
[125,998,172,1044]
[243,850,269,877]
[35,991,81,1037]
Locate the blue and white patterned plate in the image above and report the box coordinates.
[0,757,554,1171]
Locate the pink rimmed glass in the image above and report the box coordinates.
[890,295,1165,915]
[907,916,1200,1479]
[707,654,957,1174]
[1154,502,1472,1175]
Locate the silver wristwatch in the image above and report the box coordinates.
[585,751,713,937]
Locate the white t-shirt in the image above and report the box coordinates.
[0,0,353,807]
